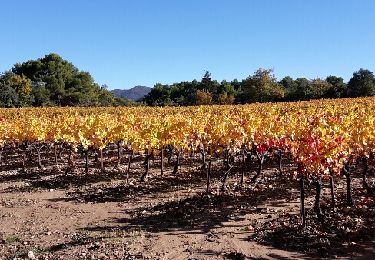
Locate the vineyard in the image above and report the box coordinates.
[0,97,374,259]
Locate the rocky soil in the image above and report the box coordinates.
[0,151,374,259]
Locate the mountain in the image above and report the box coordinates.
[112,85,152,101]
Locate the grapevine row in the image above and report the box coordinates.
[0,97,374,226]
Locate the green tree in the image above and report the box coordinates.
[31,82,53,106]
[11,53,116,106]
[0,84,19,107]
[96,85,116,106]
[347,69,375,97]
[143,83,172,106]
[242,68,285,103]
[325,76,347,98]
[170,81,197,106]
[306,78,331,99]
[0,72,32,106]
[294,78,311,101]
[201,71,211,84]
[280,76,298,101]
[199,71,219,95]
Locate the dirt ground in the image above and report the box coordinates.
[0,151,374,259]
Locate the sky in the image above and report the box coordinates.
[1,0,375,89]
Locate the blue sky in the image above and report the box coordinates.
[1,0,374,89]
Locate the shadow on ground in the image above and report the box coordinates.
[251,186,375,259]
[82,178,297,233]
[50,174,207,203]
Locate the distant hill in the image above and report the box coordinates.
[112,86,152,101]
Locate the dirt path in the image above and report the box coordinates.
[0,159,374,259]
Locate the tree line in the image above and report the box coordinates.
[1,53,374,107]
[143,69,375,106]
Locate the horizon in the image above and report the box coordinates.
[1,0,375,90]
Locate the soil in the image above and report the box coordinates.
[0,150,374,259]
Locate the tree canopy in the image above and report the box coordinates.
[347,69,375,97]
[142,68,373,106]
[0,53,120,107]
[1,53,374,107]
